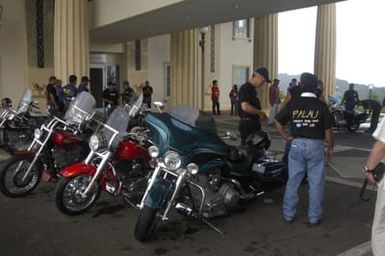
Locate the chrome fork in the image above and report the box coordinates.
[17,117,68,181]
[81,150,112,196]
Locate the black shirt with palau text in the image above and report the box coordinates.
[275,94,333,140]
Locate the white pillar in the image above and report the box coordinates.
[254,14,278,109]
[314,3,336,99]
[170,29,199,108]
[54,0,89,81]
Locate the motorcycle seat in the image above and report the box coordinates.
[227,145,245,163]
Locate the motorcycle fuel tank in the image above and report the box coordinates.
[53,130,83,147]
[118,140,148,161]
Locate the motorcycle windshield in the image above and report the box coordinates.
[127,93,143,118]
[64,92,96,125]
[169,105,217,134]
[17,89,32,113]
[145,105,228,162]
[102,107,129,148]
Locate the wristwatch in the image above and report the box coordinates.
[362,166,372,173]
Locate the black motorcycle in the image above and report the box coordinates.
[0,90,47,153]
[134,105,285,241]
[329,101,369,131]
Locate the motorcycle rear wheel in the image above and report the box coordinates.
[55,175,101,216]
[0,155,42,197]
[134,206,160,242]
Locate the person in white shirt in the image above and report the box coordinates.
[363,117,385,255]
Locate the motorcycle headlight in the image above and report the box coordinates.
[148,146,159,158]
[34,128,42,139]
[187,163,199,175]
[7,114,15,120]
[164,151,182,171]
[89,135,100,151]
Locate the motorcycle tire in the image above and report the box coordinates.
[0,155,42,197]
[347,120,360,132]
[55,175,101,216]
[134,206,160,242]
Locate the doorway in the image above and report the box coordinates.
[90,68,104,108]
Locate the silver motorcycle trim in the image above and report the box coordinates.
[80,122,120,196]
[16,116,70,182]
[138,161,207,221]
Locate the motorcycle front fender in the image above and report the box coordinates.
[60,163,97,178]
[143,177,174,209]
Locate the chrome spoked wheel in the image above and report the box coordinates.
[0,156,42,197]
[55,175,100,216]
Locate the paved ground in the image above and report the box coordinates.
[0,113,379,256]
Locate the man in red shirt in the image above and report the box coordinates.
[211,80,220,115]
[268,78,281,125]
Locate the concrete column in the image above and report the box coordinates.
[253,14,278,109]
[314,3,336,100]
[54,0,89,81]
[170,29,199,108]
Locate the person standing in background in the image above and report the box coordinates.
[211,80,220,115]
[229,84,238,116]
[45,76,62,116]
[268,79,281,125]
[122,80,134,105]
[342,83,360,112]
[63,74,78,112]
[77,76,90,93]
[142,81,153,109]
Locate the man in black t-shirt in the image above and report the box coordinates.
[342,83,360,112]
[45,76,62,116]
[275,72,334,226]
[103,82,119,107]
[237,67,270,145]
[142,81,153,109]
[122,80,134,105]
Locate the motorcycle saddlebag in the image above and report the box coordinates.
[251,160,285,180]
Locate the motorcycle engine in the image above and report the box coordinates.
[189,172,240,219]
[52,146,84,169]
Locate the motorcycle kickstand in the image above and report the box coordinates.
[200,218,225,236]
[122,194,139,209]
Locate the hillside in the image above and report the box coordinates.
[277,73,385,102]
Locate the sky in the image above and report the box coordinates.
[278,0,385,87]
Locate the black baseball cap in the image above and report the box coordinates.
[254,67,271,83]
[300,73,318,92]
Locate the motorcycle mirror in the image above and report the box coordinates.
[154,101,164,108]
[154,101,164,113]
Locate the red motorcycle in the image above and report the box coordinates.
[54,94,152,216]
[0,92,96,197]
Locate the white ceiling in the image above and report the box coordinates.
[90,0,345,43]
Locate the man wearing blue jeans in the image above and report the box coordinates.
[275,73,334,226]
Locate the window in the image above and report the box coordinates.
[232,66,250,87]
[164,62,171,99]
[233,19,250,39]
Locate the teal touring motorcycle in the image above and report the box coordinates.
[135,105,285,241]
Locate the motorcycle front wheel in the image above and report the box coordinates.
[0,155,42,197]
[55,174,101,216]
[347,120,360,131]
[134,206,161,242]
